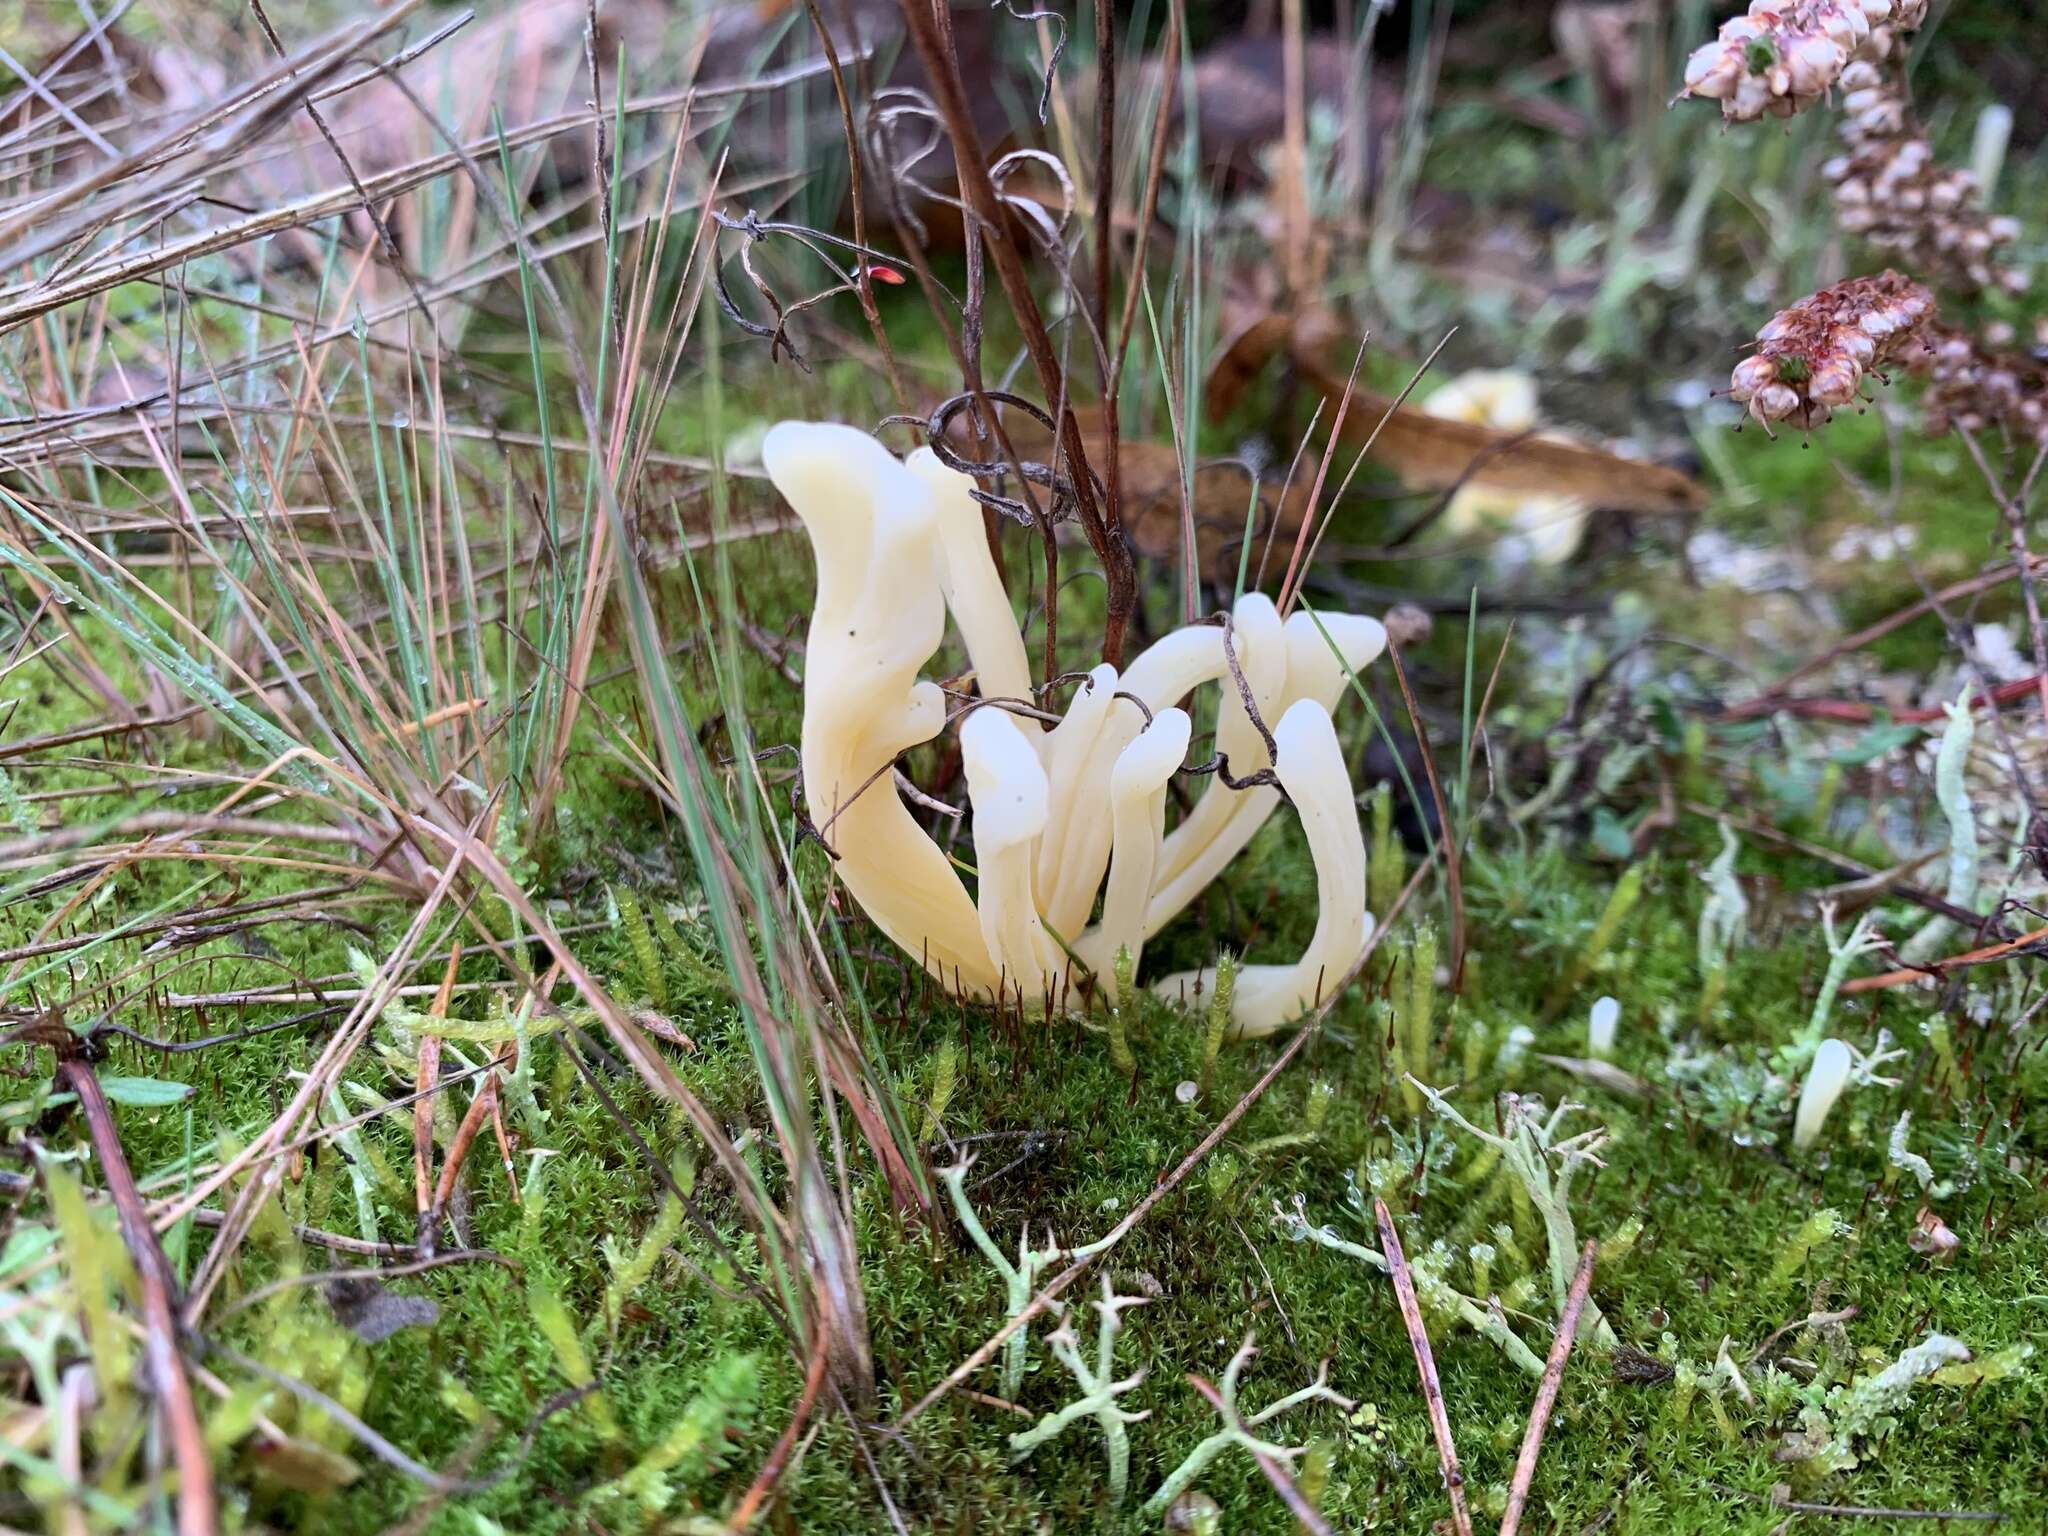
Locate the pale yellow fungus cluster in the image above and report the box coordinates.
[767,421,1388,1036]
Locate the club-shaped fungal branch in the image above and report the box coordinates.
[766,421,1390,1035]
[1793,1031,1906,1151]
[1141,1333,1353,1517]
[766,422,998,995]
[1154,698,1376,1036]
[1007,1276,1152,1506]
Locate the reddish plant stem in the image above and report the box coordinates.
[415,946,461,1244]
[1186,1371,1333,1536]
[1500,1240,1598,1536]
[896,0,1136,665]
[728,1321,832,1530]
[1727,671,2048,726]
[1962,431,2048,752]
[1093,0,1121,634]
[1844,919,2048,995]
[1091,0,1115,344]
[1718,555,2047,720]
[426,1050,509,1249]
[55,1057,216,1536]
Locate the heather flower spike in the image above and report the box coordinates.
[1681,0,1928,123]
[1827,64,2028,296]
[766,422,1387,1034]
[1726,271,1934,433]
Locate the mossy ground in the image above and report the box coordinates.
[7,9,2048,1532]
[17,456,2042,1532]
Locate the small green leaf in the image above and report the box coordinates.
[1589,807,1634,861]
[98,1076,193,1107]
[1829,713,1922,766]
[0,1223,55,1277]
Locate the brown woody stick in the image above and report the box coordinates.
[895,0,1138,665]
[1500,1240,1599,1536]
[727,1322,833,1530]
[1375,1196,1474,1536]
[56,1058,216,1536]
[1844,919,2048,995]
[1186,1370,1333,1536]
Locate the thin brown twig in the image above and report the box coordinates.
[185,1207,417,1257]
[892,1017,1322,1428]
[1717,554,2048,720]
[1962,432,2048,754]
[215,1248,516,1322]
[1090,0,1115,347]
[53,1056,215,1536]
[1842,918,2048,994]
[1113,1,1178,377]
[726,1320,833,1531]
[426,1049,509,1255]
[415,946,460,1242]
[1680,801,2006,937]
[1186,1371,1333,1536]
[895,0,1135,664]
[1276,336,1369,614]
[1500,1240,1598,1536]
[1385,639,1464,988]
[1712,1484,2004,1522]
[891,858,1433,1433]
[1374,1195,1474,1536]
[800,0,908,411]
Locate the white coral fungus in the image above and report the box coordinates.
[765,421,1388,1036]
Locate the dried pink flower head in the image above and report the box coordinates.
[1909,324,2048,446]
[1681,0,1927,121]
[1823,66,2029,295]
[1727,271,1935,432]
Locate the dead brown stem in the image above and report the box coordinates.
[1718,554,2048,720]
[1114,2,1178,376]
[1385,639,1464,990]
[895,0,1136,665]
[1186,1370,1332,1536]
[801,0,909,412]
[54,1056,216,1536]
[1374,1195,1474,1536]
[726,1321,833,1531]
[1500,1240,1598,1536]
[415,947,461,1241]
[1843,919,2048,995]
[426,1050,510,1255]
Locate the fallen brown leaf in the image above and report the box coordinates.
[994,406,1307,580]
[957,304,1703,583]
[1212,308,1707,513]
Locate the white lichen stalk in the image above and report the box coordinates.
[769,421,1389,1035]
